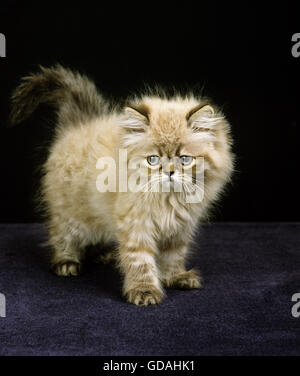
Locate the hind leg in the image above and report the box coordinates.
[51,243,82,277]
[94,249,116,264]
[158,244,202,289]
[48,221,87,277]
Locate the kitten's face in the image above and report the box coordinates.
[131,144,201,194]
[118,97,230,195]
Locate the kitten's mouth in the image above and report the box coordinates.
[161,178,175,191]
[161,176,173,183]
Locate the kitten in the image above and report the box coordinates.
[10,65,234,306]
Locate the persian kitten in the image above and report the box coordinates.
[10,65,234,306]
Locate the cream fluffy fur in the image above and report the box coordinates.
[11,66,234,306]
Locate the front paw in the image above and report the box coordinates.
[125,284,164,306]
[167,269,202,289]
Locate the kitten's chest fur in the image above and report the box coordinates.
[150,194,200,243]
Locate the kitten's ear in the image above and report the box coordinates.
[117,104,149,131]
[187,104,223,131]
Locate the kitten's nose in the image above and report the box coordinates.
[164,170,174,178]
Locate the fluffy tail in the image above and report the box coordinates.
[10,64,108,126]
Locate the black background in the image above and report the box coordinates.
[0,1,298,222]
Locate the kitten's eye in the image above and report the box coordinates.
[180,155,193,165]
[147,156,160,166]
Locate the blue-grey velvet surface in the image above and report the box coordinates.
[0,223,299,356]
